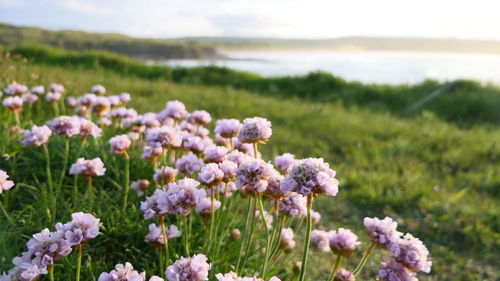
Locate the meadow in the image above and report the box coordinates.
[0,49,499,281]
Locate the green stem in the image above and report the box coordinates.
[73,175,78,207]
[58,137,70,187]
[207,186,215,253]
[241,197,257,274]
[253,142,259,159]
[122,152,130,211]
[258,196,271,278]
[160,216,170,272]
[352,242,376,275]
[13,111,21,127]
[158,247,164,278]
[75,244,82,281]
[183,215,190,256]
[0,199,13,224]
[327,255,342,281]
[298,195,313,281]
[43,144,55,222]
[49,265,54,281]
[235,196,253,273]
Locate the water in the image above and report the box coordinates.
[158,51,500,85]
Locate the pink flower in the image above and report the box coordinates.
[237,117,272,143]
[20,125,52,147]
[142,146,164,160]
[195,197,221,216]
[235,159,274,194]
[214,119,241,138]
[165,254,210,281]
[131,179,150,196]
[79,118,102,138]
[119,93,131,104]
[310,230,330,252]
[176,154,205,175]
[3,96,23,111]
[30,85,45,95]
[4,82,28,96]
[153,167,178,184]
[363,217,402,249]
[146,127,183,148]
[47,116,81,137]
[69,158,106,178]
[91,96,111,116]
[91,85,106,95]
[378,258,417,281]
[164,100,188,120]
[390,233,432,273]
[49,83,65,93]
[77,93,97,107]
[22,93,39,105]
[278,193,307,217]
[281,158,339,196]
[187,110,211,125]
[56,212,101,246]
[145,223,181,247]
[109,134,132,155]
[329,228,361,256]
[333,269,354,281]
[198,163,224,186]
[280,228,296,250]
[274,153,296,173]
[97,262,145,281]
[45,92,61,103]
[204,146,228,163]
[0,170,15,194]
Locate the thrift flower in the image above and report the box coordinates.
[3,96,23,111]
[164,100,188,120]
[235,159,274,194]
[274,153,296,173]
[204,146,228,163]
[328,228,361,257]
[187,110,211,125]
[363,217,402,249]
[25,229,72,267]
[195,197,221,218]
[214,119,241,138]
[131,179,151,196]
[109,134,132,155]
[79,118,102,139]
[69,158,106,178]
[47,116,81,137]
[98,262,145,281]
[333,269,355,281]
[165,254,210,281]
[281,158,339,196]
[30,85,45,95]
[91,85,106,95]
[176,154,205,175]
[45,92,61,103]
[49,83,65,93]
[22,93,38,105]
[198,163,224,186]
[310,230,330,252]
[0,170,15,193]
[146,127,183,148]
[280,228,296,250]
[153,167,178,185]
[119,93,131,104]
[56,212,101,246]
[4,82,28,96]
[20,125,51,147]
[145,223,181,248]
[390,233,432,273]
[237,117,272,143]
[378,258,417,281]
[278,193,307,217]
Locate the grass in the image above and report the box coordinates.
[0,55,499,280]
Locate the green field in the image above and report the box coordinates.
[0,48,499,280]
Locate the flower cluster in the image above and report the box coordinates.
[69,157,106,178]
[281,158,339,196]
[165,254,210,281]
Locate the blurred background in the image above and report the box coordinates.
[0,1,499,280]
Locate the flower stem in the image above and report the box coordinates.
[352,242,376,275]
[58,137,70,187]
[43,144,55,223]
[207,186,215,253]
[327,255,342,281]
[75,244,82,281]
[0,199,13,224]
[258,196,271,278]
[13,111,21,127]
[241,197,257,273]
[160,216,170,271]
[122,152,130,211]
[73,175,78,207]
[253,143,259,159]
[183,215,190,256]
[298,195,313,281]
[48,265,54,281]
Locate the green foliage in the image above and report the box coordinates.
[0,56,499,280]
[8,44,500,126]
[0,23,218,59]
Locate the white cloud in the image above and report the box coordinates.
[60,0,112,15]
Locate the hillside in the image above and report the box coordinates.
[0,23,221,60]
[0,51,499,281]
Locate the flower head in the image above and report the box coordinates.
[146,127,183,148]
[92,96,111,116]
[278,193,307,217]
[274,153,296,173]
[31,85,45,95]
[214,119,241,138]
[176,154,204,175]
[25,228,72,267]
[109,134,132,155]
[363,217,402,249]
[390,233,432,273]
[3,96,23,111]
[195,197,221,217]
[329,228,361,256]
[79,118,102,138]
[22,93,39,105]
[45,92,61,103]
[119,93,131,104]
[333,269,355,281]
[153,167,178,185]
[131,179,150,196]
[4,82,28,96]
[165,254,210,281]
[187,110,211,125]
[198,163,224,186]
[47,116,81,137]
[69,158,106,178]
[0,170,15,194]
[56,212,101,246]
[49,83,65,93]
[310,230,330,252]
[378,258,417,281]
[281,158,339,196]
[145,223,181,248]
[219,160,238,182]
[91,85,106,95]
[204,146,228,163]
[164,100,188,120]
[142,146,164,161]
[98,262,146,281]
[77,93,97,107]
[20,125,51,147]
[237,117,272,143]
[280,228,296,250]
[236,159,274,194]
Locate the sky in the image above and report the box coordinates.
[1,0,499,40]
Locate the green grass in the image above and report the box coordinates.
[0,56,499,280]
[9,44,500,127]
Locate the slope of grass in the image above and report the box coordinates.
[8,44,500,127]
[0,57,498,280]
[0,23,219,59]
